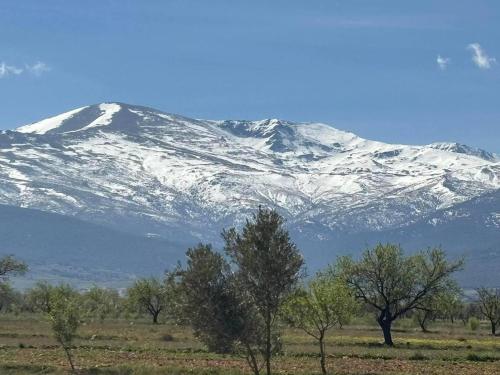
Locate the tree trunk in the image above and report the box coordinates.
[418,320,428,333]
[152,310,159,324]
[418,312,429,333]
[319,332,327,375]
[265,312,271,375]
[378,310,394,346]
[381,322,393,346]
[245,343,260,375]
[491,321,496,336]
[63,345,75,372]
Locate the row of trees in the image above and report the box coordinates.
[1,207,500,374]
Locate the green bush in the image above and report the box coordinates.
[468,317,480,331]
[466,353,497,362]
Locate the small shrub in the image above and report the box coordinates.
[468,317,480,331]
[18,342,25,349]
[466,353,497,362]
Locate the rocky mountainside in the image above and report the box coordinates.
[1,103,499,286]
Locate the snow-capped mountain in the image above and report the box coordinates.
[1,103,499,286]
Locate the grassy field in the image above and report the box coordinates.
[1,315,500,374]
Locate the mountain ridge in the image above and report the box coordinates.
[1,102,499,286]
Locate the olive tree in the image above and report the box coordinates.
[223,207,304,375]
[178,243,263,374]
[476,287,500,335]
[283,273,357,374]
[336,244,463,345]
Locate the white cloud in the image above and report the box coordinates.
[26,61,51,76]
[0,61,50,78]
[436,55,450,70]
[0,62,24,78]
[467,43,496,69]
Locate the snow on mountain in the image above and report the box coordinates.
[1,102,499,285]
[16,106,89,134]
[428,142,497,162]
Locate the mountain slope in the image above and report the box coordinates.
[0,205,187,288]
[1,102,499,286]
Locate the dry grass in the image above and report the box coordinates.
[1,315,499,374]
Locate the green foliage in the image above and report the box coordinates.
[0,255,27,281]
[178,243,261,355]
[0,283,23,313]
[47,284,80,371]
[458,302,481,326]
[468,317,480,331]
[82,286,122,321]
[413,286,463,332]
[223,207,304,375]
[25,281,54,313]
[283,272,357,374]
[49,286,80,344]
[335,243,463,345]
[0,256,27,315]
[437,289,464,323]
[127,277,169,324]
[284,274,357,337]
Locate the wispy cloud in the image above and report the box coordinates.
[0,61,50,78]
[436,55,451,70]
[0,62,24,78]
[26,61,51,76]
[467,43,496,69]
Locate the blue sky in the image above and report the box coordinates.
[1,0,499,152]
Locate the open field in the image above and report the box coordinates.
[1,316,500,374]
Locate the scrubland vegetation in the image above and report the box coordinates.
[1,207,499,374]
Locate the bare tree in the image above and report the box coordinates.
[476,287,500,335]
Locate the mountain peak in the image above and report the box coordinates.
[16,103,123,135]
[14,102,197,136]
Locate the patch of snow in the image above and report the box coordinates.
[7,168,29,182]
[78,103,121,131]
[16,106,88,134]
